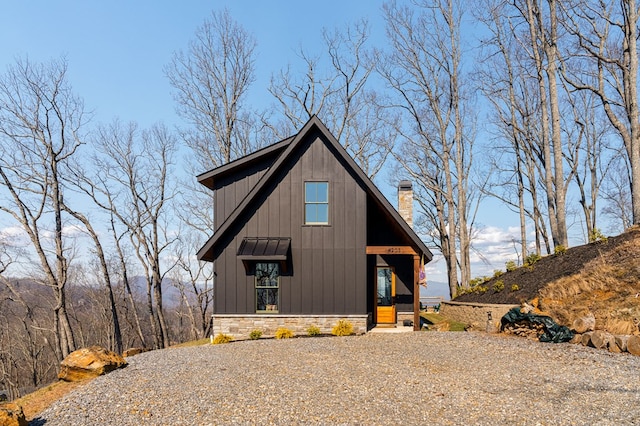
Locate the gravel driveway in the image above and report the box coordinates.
[33,332,640,425]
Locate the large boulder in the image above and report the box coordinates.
[628,335,640,356]
[58,346,127,382]
[0,403,28,426]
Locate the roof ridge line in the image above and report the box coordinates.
[197,116,322,259]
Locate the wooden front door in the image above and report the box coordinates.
[376,267,396,324]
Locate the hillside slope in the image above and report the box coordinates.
[454,226,640,334]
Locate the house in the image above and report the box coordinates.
[197,116,432,337]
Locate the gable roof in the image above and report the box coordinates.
[197,136,293,190]
[197,115,432,262]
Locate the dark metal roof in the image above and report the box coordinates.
[197,115,432,262]
[197,137,293,190]
[237,237,291,260]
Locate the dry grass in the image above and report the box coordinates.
[8,378,92,421]
[9,338,211,420]
[169,338,210,348]
[538,235,640,335]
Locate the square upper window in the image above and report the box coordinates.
[304,182,328,224]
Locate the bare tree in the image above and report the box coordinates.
[268,20,394,179]
[58,199,123,354]
[0,57,86,360]
[379,0,477,297]
[563,87,614,240]
[166,8,259,168]
[477,0,539,259]
[170,231,213,340]
[601,153,634,232]
[167,10,265,332]
[69,155,148,349]
[479,0,614,255]
[0,239,57,397]
[81,120,178,349]
[508,0,570,249]
[560,0,640,226]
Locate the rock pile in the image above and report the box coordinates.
[573,331,640,355]
[502,310,640,356]
[567,313,640,355]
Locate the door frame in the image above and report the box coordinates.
[375,266,396,324]
[366,246,421,331]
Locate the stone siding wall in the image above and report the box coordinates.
[397,312,415,324]
[439,301,518,330]
[212,314,370,339]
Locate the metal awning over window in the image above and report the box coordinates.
[237,237,291,272]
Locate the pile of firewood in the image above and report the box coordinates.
[502,321,546,340]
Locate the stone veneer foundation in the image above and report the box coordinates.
[212,314,370,339]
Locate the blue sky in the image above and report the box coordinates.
[0,1,531,291]
[1,1,388,127]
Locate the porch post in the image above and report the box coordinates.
[413,254,420,331]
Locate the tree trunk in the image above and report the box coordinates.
[572,313,595,334]
[146,280,160,349]
[124,278,146,348]
[627,335,640,356]
[113,224,146,348]
[589,330,613,349]
[153,275,170,348]
[63,206,123,354]
[625,0,640,226]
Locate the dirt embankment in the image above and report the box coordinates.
[454,227,640,334]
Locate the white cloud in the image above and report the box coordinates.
[0,225,27,238]
[425,224,533,285]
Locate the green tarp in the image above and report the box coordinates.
[501,307,575,343]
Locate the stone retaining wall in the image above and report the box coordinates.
[439,301,519,330]
[397,312,414,324]
[212,314,370,339]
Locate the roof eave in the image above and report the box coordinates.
[197,137,293,189]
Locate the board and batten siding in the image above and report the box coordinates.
[213,130,368,315]
[214,160,272,228]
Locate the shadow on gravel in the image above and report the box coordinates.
[29,417,46,425]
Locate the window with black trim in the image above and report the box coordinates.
[255,262,279,312]
[304,181,329,224]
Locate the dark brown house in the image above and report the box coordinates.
[197,116,432,337]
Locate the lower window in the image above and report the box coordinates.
[255,262,279,312]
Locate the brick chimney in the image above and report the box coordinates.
[398,180,413,228]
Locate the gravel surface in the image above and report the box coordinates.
[32,332,640,425]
